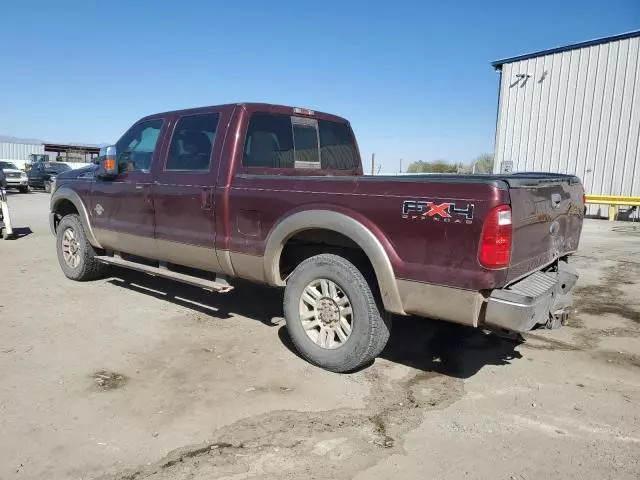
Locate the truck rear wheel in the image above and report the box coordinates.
[56,214,107,281]
[283,253,391,372]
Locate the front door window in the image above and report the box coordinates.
[115,119,163,173]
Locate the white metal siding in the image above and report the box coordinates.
[494,36,640,205]
[0,142,45,162]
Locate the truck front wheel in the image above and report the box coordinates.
[283,254,391,372]
[56,214,107,281]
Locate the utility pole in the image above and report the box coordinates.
[399,158,403,174]
[371,153,375,175]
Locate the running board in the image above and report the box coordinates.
[95,255,234,293]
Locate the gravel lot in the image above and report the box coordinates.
[1,191,639,480]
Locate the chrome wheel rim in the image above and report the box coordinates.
[61,227,81,269]
[299,279,353,349]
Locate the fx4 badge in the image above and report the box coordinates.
[402,200,474,224]
[94,204,104,216]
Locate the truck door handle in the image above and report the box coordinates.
[135,184,152,206]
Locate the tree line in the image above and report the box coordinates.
[405,154,494,174]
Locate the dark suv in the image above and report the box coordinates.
[28,162,72,193]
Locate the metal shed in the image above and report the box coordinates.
[0,141,45,162]
[492,30,640,209]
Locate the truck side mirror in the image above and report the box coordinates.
[96,145,118,179]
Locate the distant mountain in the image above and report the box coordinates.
[0,135,107,148]
[0,135,45,145]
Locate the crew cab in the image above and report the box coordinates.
[49,103,584,372]
[0,161,29,193]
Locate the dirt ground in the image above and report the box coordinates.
[1,191,639,480]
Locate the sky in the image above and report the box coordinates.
[0,1,638,174]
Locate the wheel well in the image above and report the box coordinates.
[52,199,79,232]
[279,229,377,289]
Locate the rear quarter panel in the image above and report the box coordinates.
[224,174,510,290]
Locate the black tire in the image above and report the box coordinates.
[283,254,392,373]
[56,214,107,281]
[44,181,51,193]
[19,185,29,193]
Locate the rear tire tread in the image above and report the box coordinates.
[284,253,391,373]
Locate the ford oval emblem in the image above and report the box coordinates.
[549,220,560,236]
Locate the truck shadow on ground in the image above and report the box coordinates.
[278,319,523,379]
[379,318,522,378]
[106,271,284,326]
[107,270,522,379]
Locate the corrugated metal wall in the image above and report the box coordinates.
[494,36,640,206]
[0,142,45,162]
[0,142,95,168]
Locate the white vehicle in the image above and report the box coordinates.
[0,170,16,239]
[0,160,29,193]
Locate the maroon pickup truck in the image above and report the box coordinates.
[50,103,584,372]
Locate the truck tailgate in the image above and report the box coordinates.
[503,174,584,284]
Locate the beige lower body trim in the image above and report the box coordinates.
[229,251,265,283]
[94,229,223,273]
[216,249,236,277]
[156,238,222,273]
[94,229,156,259]
[396,279,485,327]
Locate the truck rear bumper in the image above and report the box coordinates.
[483,260,578,332]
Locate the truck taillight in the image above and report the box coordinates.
[479,204,512,269]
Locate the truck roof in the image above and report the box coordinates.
[139,103,350,125]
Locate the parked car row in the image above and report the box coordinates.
[0,161,72,193]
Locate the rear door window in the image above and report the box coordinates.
[166,113,220,171]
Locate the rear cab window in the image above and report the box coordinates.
[242,112,360,173]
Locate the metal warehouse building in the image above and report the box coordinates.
[492,30,640,210]
[1,138,100,168]
[0,139,46,162]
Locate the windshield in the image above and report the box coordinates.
[0,161,19,170]
[45,163,72,173]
